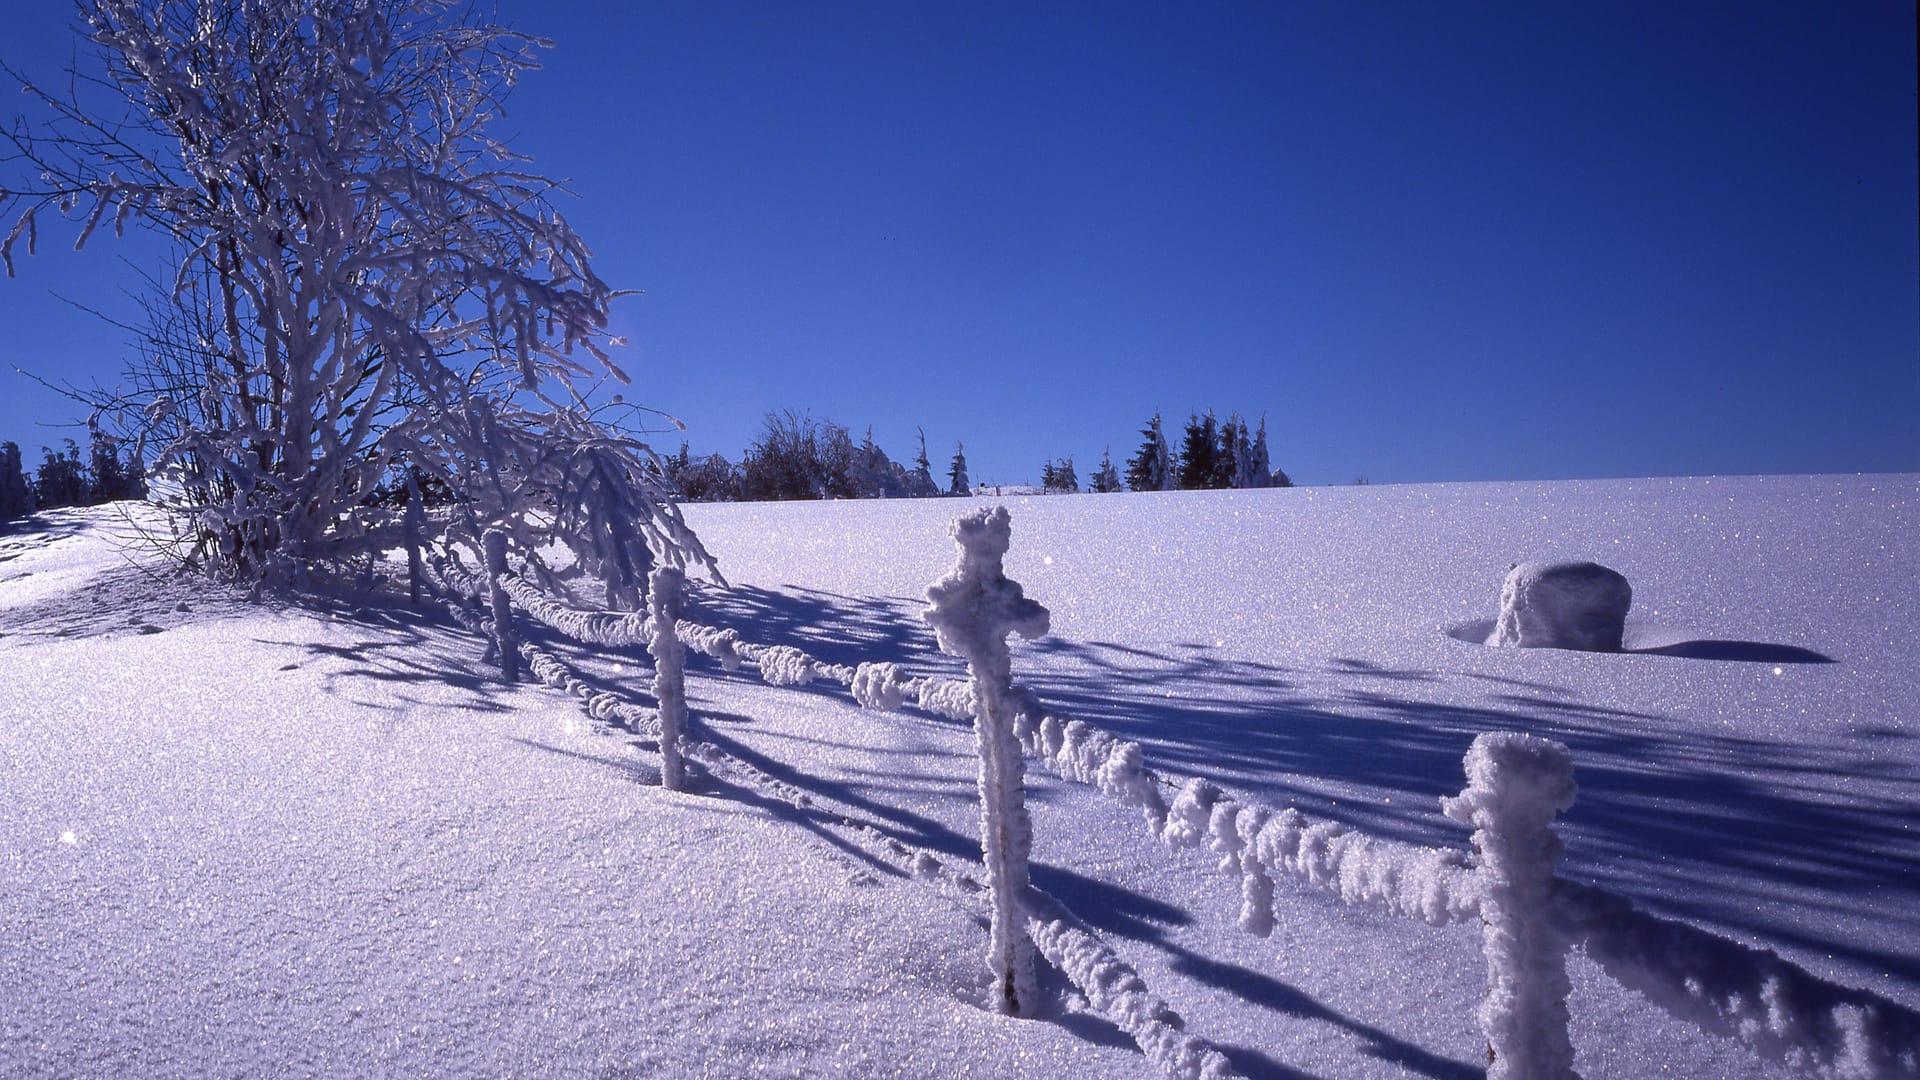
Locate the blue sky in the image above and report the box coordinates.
[1,1,1914,486]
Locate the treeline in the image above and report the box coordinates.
[662,411,970,503]
[0,433,149,521]
[1040,409,1291,494]
[660,408,1290,503]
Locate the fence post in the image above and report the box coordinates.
[648,565,687,791]
[1442,732,1580,1080]
[404,483,424,604]
[924,506,1051,1017]
[483,528,519,683]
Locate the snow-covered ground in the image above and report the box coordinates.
[3,474,1915,1078]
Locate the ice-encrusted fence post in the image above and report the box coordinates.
[483,529,519,683]
[924,506,1051,1017]
[1441,732,1580,1080]
[649,566,688,791]
[404,484,425,604]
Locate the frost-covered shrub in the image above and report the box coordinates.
[1491,561,1632,652]
[1,0,715,593]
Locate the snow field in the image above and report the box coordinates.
[5,473,1916,1078]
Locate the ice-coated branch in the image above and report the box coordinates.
[649,566,688,791]
[924,505,1050,1017]
[1441,732,1580,1080]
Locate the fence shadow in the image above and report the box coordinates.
[676,582,1920,999]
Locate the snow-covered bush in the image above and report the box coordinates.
[1,0,715,593]
[924,505,1050,1015]
[1491,561,1632,652]
[1441,731,1579,1080]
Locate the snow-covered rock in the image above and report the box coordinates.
[1491,560,1632,652]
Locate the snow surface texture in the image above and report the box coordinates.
[1490,560,1634,652]
[6,475,1919,1079]
[473,488,1918,1075]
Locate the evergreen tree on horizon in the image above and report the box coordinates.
[947,442,969,495]
[1125,412,1175,492]
[1178,410,1221,490]
[33,440,90,510]
[1091,447,1123,493]
[914,427,936,491]
[0,441,33,519]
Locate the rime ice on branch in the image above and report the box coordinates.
[1442,732,1580,1080]
[924,506,1050,1017]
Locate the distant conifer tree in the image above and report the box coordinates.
[947,442,969,495]
[1178,410,1220,490]
[0,441,33,519]
[1125,412,1175,492]
[1091,447,1122,493]
[1052,456,1078,494]
[34,440,90,509]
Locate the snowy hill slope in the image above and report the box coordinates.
[3,474,1916,1078]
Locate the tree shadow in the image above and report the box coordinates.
[673,582,1920,1003]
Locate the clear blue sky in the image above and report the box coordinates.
[2,1,1915,486]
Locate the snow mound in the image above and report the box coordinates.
[1490,560,1632,652]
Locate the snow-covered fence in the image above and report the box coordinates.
[649,566,688,792]
[923,505,1051,1017]
[1440,732,1579,1079]
[482,529,519,683]
[428,519,1920,1080]
[426,537,1248,1080]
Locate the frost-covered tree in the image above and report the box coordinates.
[664,443,739,503]
[739,410,871,501]
[1178,410,1221,490]
[34,440,91,509]
[0,441,33,519]
[1,0,713,595]
[1090,447,1122,494]
[947,442,969,496]
[1044,456,1077,494]
[88,428,146,503]
[742,410,826,501]
[1124,412,1175,492]
[1248,416,1290,487]
[1213,415,1239,489]
[913,426,936,493]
